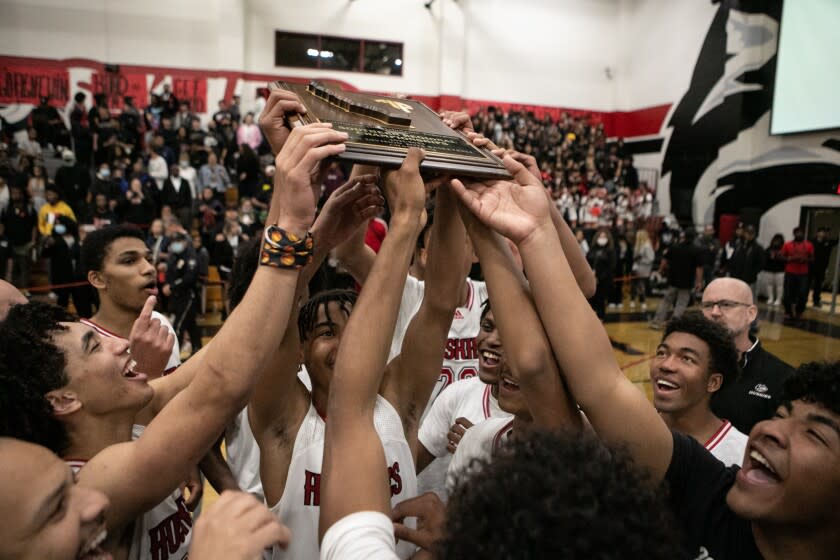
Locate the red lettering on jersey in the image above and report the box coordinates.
[444,338,457,360]
[148,495,193,560]
[443,337,478,361]
[388,462,403,496]
[304,469,321,506]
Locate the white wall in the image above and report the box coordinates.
[0,0,628,108]
[615,0,718,110]
[0,0,225,69]
[461,0,621,111]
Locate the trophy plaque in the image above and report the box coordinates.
[272,80,511,179]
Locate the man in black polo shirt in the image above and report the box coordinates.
[460,166,840,560]
[701,278,794,434]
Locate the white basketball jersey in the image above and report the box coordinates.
[67,425,193,560]
[705,420,748,467]
[226,407,264,501]
[225,367,312,502]
[81,312,181,373]
[446,416,514,493]
[389,277,488,421]
[417,377,510,498]
[270,396,418,560]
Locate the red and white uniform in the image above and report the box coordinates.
[67,425,193,560]
[389,277,488,420]
[446,416,514,493]
[81,312,181,373]
[705,420,748,467]
[417,377,510,498]
[270,396,417,560]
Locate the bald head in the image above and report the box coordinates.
[0,280,27,321]
[701,278,757,345]
[704,278,754,305]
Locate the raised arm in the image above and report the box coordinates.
[80,123,349,531]
[451,155,673,483]
[319,149,427,538]
[332,164,381,285]
[380,182,466,451]
[457,202,579,429]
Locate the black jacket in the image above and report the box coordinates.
[711,338,794,434]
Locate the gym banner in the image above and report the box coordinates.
[89,71,147,110]
[0,64,70,106]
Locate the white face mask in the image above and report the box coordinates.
[596,237,608,247]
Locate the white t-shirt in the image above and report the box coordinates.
[81,312,181,373]
[417,377,510,498]
[67,425,193,560]
[320,511,399,560]
[446,416,514,493]
[270,396,417,560]
[705,420,748,467]
[388,277,488,421]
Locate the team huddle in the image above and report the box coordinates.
[1,89,839,560]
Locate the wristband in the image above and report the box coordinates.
[260,225,314,269]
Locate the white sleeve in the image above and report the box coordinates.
[387,276,425,362]
[320,511,399,560]
[418,383,461,458]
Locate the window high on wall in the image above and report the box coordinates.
[274,31,403,76]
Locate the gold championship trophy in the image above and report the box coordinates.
[273,80,510,179]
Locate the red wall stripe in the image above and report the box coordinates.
[0,55,671,139]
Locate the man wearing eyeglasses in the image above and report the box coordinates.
[701,278,794,434]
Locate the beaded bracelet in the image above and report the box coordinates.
[260,225,314,269]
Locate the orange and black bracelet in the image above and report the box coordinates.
[260,225,314,269]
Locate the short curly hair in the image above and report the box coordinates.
[782,361,840,416]
[440,430,680,560]
[80,224,146,275]
[0,302,76,454]
[663,310,740,390]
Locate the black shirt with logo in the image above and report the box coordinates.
[666,432,763,560]
[711,339,794,434]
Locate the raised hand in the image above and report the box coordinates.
[259,87,308,155]
[128,296,174,378]
[491,148,541,181]
[272,123,348,234]
[450,155,551,245]
[311,175,384,252]
[446,417,474,454]
[190,491,292,558]
[382,147,428,224]
[391,492,446,552]
[439,110,474,132]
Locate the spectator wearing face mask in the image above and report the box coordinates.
[163,231,202,356]
[89,163,120,213]
[37,185,76,236]
[40,214,92,316]
[588,228,617,320]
